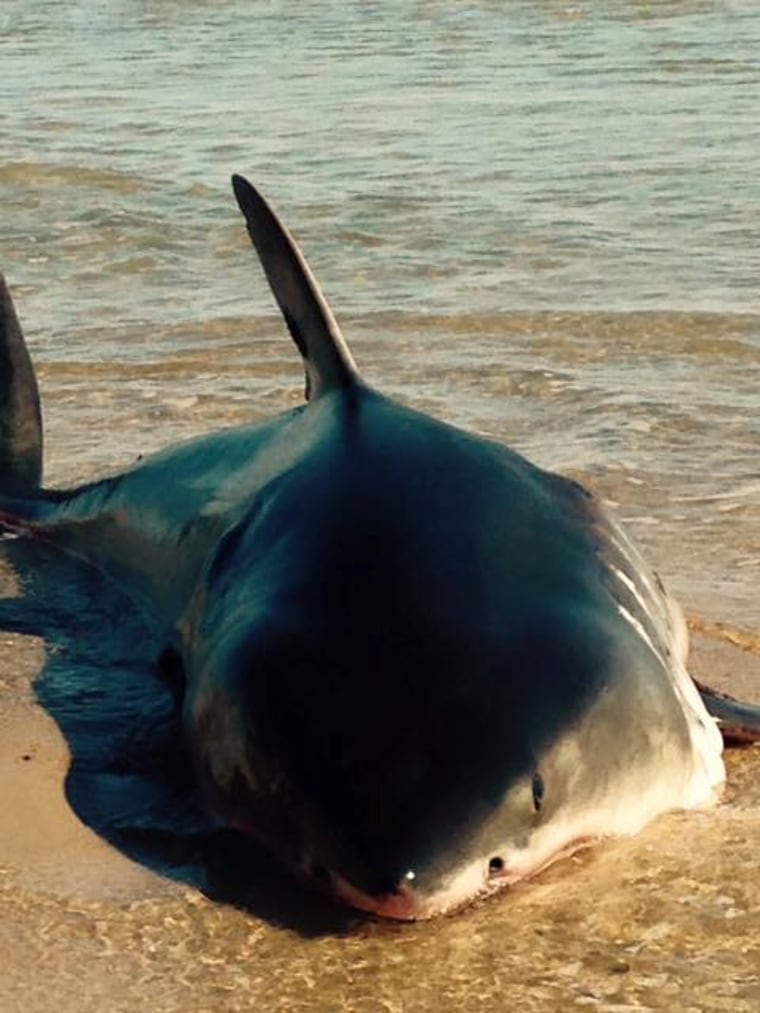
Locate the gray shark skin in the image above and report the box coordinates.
[1,176,757,921]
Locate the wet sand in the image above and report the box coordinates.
[1,561,758,1013]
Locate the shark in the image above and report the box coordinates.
[0,175,757,919]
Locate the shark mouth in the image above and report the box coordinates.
[322,835,598,921]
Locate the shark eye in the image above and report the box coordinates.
[532,771,545,812]
[488,856,504,877]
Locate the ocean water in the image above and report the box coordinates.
[1,5,759,1010]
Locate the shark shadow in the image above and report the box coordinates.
[0,532,360,937]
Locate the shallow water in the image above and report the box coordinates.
[1,1,759,1010]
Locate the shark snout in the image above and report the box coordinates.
[328,869,429,921]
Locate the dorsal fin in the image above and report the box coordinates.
[0,275,43,488]
[231,174,358,401]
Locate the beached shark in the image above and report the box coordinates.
[1,175,757,920]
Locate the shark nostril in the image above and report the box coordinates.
[488,856,504,877]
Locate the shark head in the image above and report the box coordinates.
[181,387,711,920]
